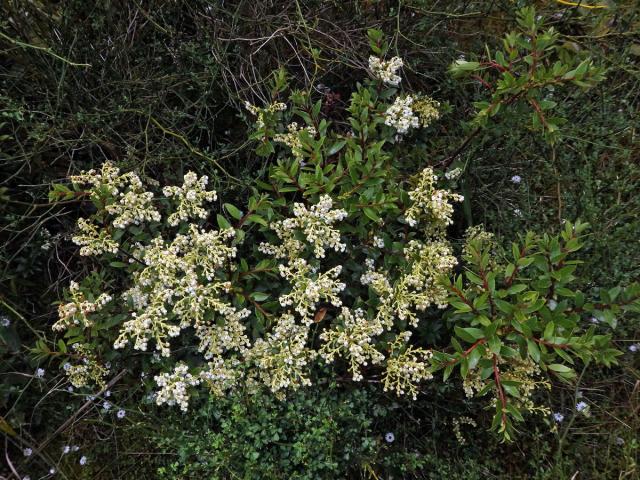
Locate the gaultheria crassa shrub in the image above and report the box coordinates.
[43,25,639,442]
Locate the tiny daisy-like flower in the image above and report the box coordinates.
[629,344,639,353]
[0,316,10,327]
[63,362,71,371]
[105,390,111,397]
[79,456,87,465]
[576,401,588,412]
[35,368,45,378]
[49,467,56,475]
[23,447,33,457]
[384,432,395,443]
[511,175,522,184]
[103,401,111,410]
[63,445,70,454]
[23,476,31,480]
[67,386,74,392]
[553,412,564,423]
[117,409,126,419]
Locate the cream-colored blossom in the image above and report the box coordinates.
[259,195,347,259]
[114,226,238,357]
[54,281,112,331]
[362,240,456,328]
[245,101,287,129]
[154,363,201,411]
[319,307,385,381]
[72,218,120,256]
[384,95,419,134]
[246,314,315,393]
[163,172,217,226]
[383,332,433,400]
[412,96,441,128]
[404,167,463,229]
[273,122,317,161]
[199,356,244,397]
[369,56,403,86]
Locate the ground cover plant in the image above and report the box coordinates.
[1,1,639,479]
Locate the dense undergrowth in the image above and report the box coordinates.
[1,1,639,479]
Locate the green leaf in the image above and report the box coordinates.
[224,203,243,220]
[246,214,268,227]
[216,214,232,230]
[455,326,484,343]
[488,336,502,355]
[362,207,381,223]
[327,139,346,156]
[526,339,541,362]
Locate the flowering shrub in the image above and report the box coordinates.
[45,26,638,442]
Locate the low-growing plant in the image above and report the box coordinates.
[450,6,605,143]
[36,21,639,449]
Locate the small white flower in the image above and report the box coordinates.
[63,445,70,454]
[63,362,71,371]
[629,344,639,353]
[79,455,87,465]
[553,412,564,423]
[23,447,33,457]
[615,437,625,445]
[72,446,80,452]
[49,467,56,475]
[590,317,600,324]
[103,401,111,411]
[384,432,395,443]
[576,401,588,412]
[105,389,111,397]
[67,386,74,392]
[548,299,558,311]
[23,476,30,480]
[510,175,522,184]
[117,409,126,419]
[0,316,10,327]
[35,368,45,378]
[513,208,522,217]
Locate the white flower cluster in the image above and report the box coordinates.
[278,259,345,323]
[72,162,161,231]
[199,356,244,397]
[163,172,217,226]
[444,167,463,180]
[273,122,317,161]
[245,101,287,129]
[319,307,385,381]
[362,240,457,328]
[196,308,251,359]
[72,218,119,256]
[114,225,241,357]
[412,96,441,128]
[106,173,160,229]
[384,95,419,134]
[154,363,201,412]
[246,314,315,394]
[259,195,347,259]
[369,56,403,86]
[64,344,108,388]
[404,167,463,228]
[53,281,112,331]
[383,332,433,400]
